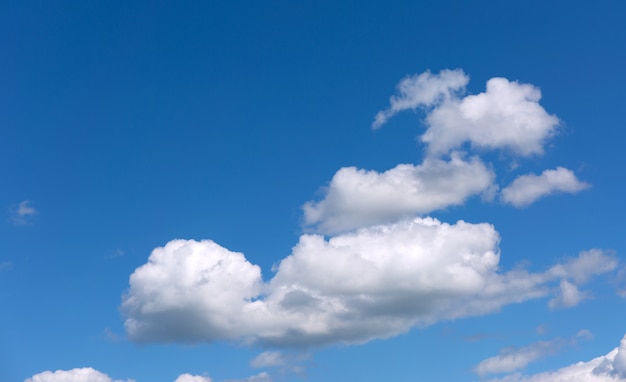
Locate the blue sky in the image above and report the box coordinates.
[2,1,626,381]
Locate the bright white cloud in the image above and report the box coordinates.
[122,239,263,343]
[9,199,38,225]
[501,167,590,207]
[121,223,617,348]
[174,374,212,382]
[302,154,494,233]
[374,70,560,156]
[488,334,626,381]
[24,368,133,382]
[372,69,469,129]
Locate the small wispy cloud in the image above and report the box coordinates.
[474,331,593,377]
[9,200,38,225]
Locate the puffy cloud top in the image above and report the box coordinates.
[374,70,560,157]
[303,154,495,233]
[121,224,616,348]
[24,368,132,382]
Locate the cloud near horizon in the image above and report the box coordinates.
[24,369,269,382]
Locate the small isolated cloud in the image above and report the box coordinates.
[475,332,593,377]
[374,70,560,156]
[120,226,617,348]
[548,280,586,309]
[9,200,38,225]
[475,339,564,377]
[487,333,626,381]
[303,153,494,233]
[174,374,212,382]
[250,351,286,368]
[24,367,134,382]
[501,167,590,207]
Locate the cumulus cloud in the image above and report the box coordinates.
[24,367,133,382]
[9,199,38,225]
[121,223,617,348]
[122,239,263,343]
[374,70,560,156]
[303,154,494,233]
[501,167,590,207]
[487,334,626,381]
[174,374,212,382]
[372,69,469,129]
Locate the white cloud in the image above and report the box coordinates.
[303,154,494,233]
[250,351,286,368]
[122,239,263,343]
[374,70,560,156]
[501,167,590,207]
[475,339,563,376]
[224,372,271,382]
[548,280,585,309]
[475,332,593,377]
[121,223,617,348]
[372,69,469,129]
[174,374,212,382]
[488,334,626,381]
[9,199,38,225]
[549,249,619,285]
[24,368,133,382]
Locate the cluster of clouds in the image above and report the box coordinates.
[122,69,609,351]
[305,69,588,234]
[30,69,613,381]
[24,369,270,382]
[25,333,626,382]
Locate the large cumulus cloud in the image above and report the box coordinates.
[121,220,617,347]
